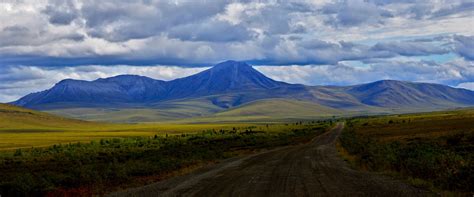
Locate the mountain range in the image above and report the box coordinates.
[12,60,474,122]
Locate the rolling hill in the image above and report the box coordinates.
[11,60,474,122]
[206,99,342,122]
[346,80,474,108]
[0,103,259,149]
[0,103,97,131]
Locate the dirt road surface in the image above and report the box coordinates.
[110,123,431,197]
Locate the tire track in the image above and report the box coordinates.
[110,123,432,197]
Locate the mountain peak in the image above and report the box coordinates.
[213,60,248,66]
[162,61,285,100]
[210,60,252,71]
[55,79,90,87]
[12,60,474,111]
[95,75,160,84]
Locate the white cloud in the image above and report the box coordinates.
[456,82,474,90]
[0,0,472,66]
[256,58,474,86]
[0,65,208,102]
[1,58,473,102]
[0,0,473,102]
[216,2,267,25]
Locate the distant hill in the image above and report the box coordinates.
[344,80,474,108]
[11,60,474,122]
[206,99,342,122]
[0,103,99,131]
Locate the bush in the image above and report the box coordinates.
[0,122,331,196]
[340,125,473,192]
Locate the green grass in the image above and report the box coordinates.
[0,103,335,196]
[0,121,332,196]
[339,108,474,193]
[43,98,345,123]
[0,103,275,150]
[214,99,341,118]
[173,99,344,123]
[45,99,224,123]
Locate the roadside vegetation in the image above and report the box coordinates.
[338,109,474,194]
[0,121,332,196]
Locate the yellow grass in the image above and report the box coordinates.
[350,108,474,142]
[0,104,259,150]
[0,103,316,150]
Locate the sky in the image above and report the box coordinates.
[0,0,473,102]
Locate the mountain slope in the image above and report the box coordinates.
[347,80,474,108]
[0,103,98,130]
[46,98,225,123]
[11,60,474,123]
[13,61,305,109]
[208,99,342,121]
[165,60,287,99]
[14,75,167,108]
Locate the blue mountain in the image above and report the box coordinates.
[165,60,287,99]
[12,60,474,112]
[346,80,474,108]
[14,75,167,107]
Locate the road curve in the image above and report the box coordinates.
[110,123,431,197]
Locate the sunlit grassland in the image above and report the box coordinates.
[339,108,474,193]
[43,98,346,123]
[1,103,307,150]
[1,103,326,150]
[0,118,332,196]
[348,108,474,142]
[0,123,313,150]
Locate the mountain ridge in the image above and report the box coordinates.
[11,60,474,122]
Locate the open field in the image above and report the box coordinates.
[3,102,474,195]
[0,118,332,196]
[44,98,224,123]
[345,108,474,142]
[44,98,345,123]
[339,108,474,193]
[206,99,342,120]
[0,103,302,150]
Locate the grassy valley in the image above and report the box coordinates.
[2,103,474,195]
[196,99,343,122]
[44,99,224,123]
[42,98,344,123]
[0,104,256,150]
[0,107,333,196]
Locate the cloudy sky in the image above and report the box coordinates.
[0,0,473,102]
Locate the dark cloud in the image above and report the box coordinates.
[0,66,44,82]
[42,1,79,25]
[0,26,31,46]
[453,35,474,60]
[168,20,257,42]
[378,0,474,20]
[0,0,472,67]
[411,35,449,43]
[1,0,473,102]
[0,25,85,47]
[430,1,474,19]
[80,0,227,42]
[301,39,337,49]
[0,35,465,67]
[371,41,449,56]
[322,0,393,27]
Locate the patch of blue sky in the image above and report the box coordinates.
[340,60,369,68]
[418,53,457,63]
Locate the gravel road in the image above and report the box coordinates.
[109,123,431,197]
